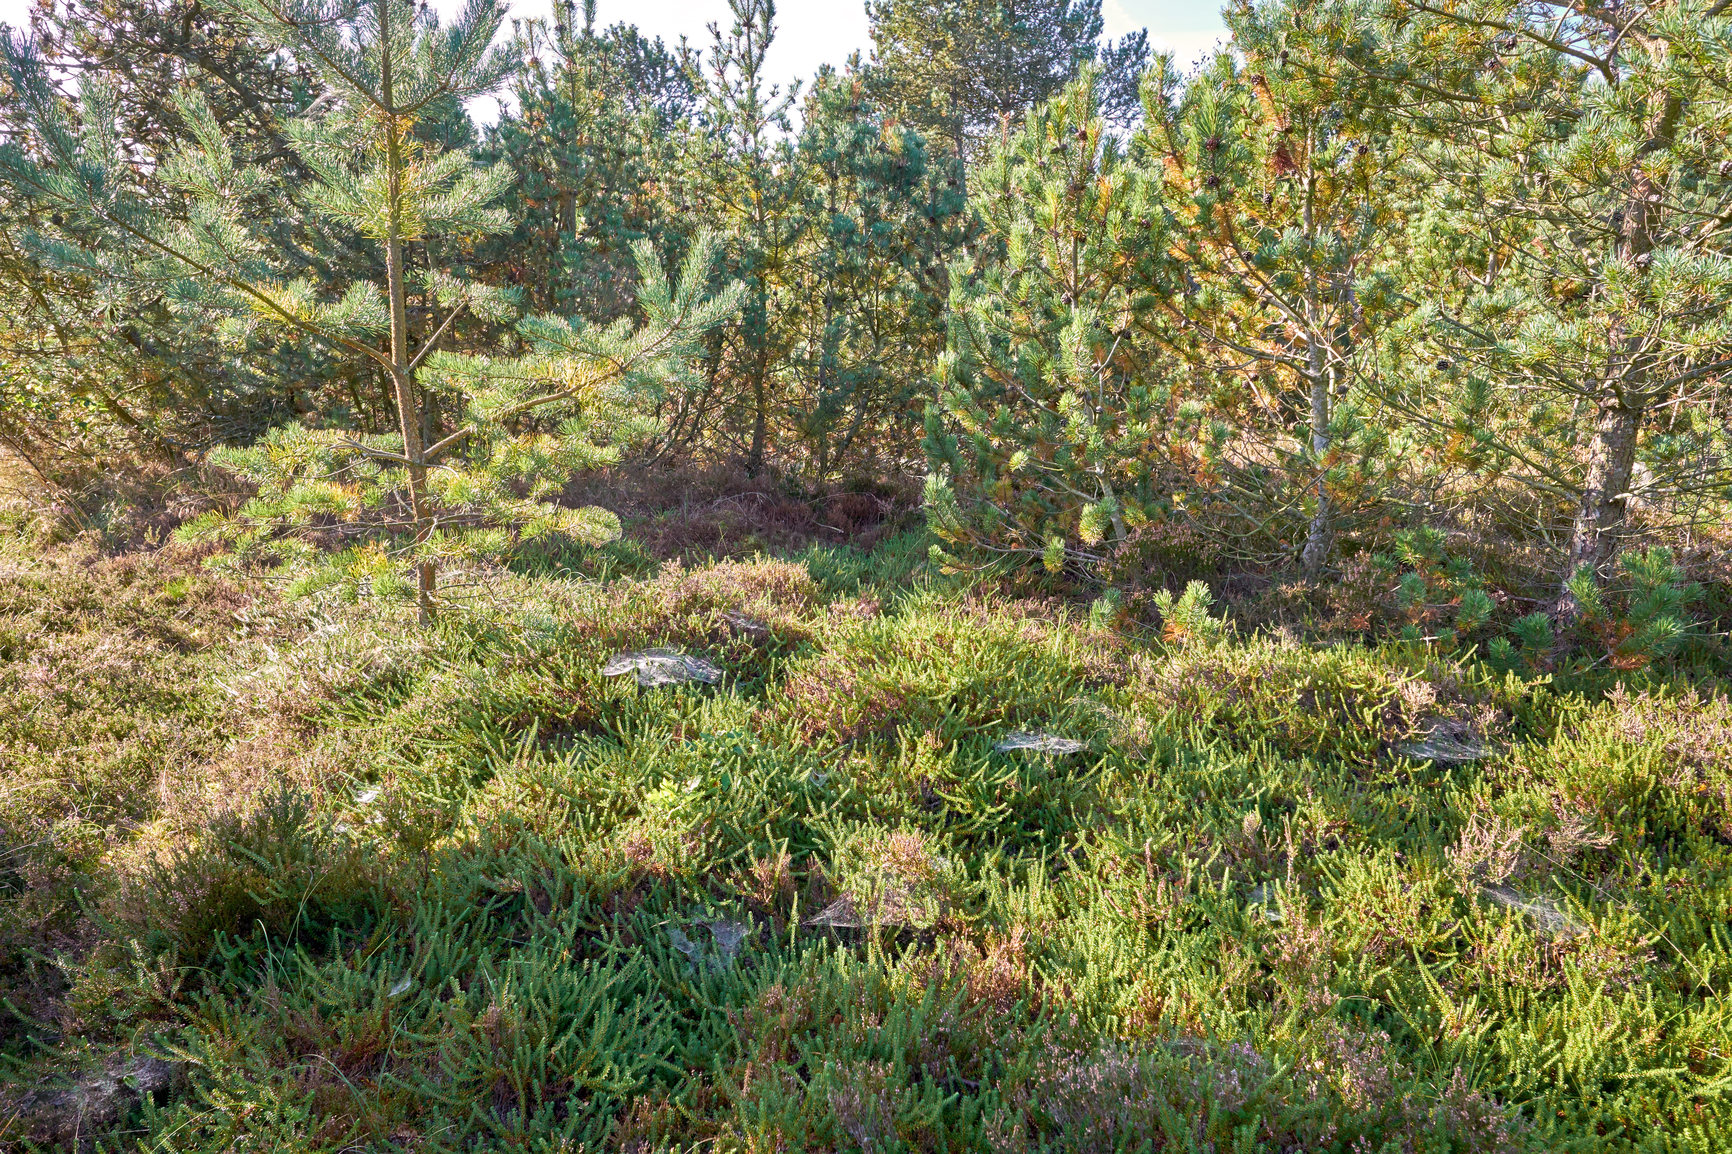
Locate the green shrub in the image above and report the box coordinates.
[115,788,387,965]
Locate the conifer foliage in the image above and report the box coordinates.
[685,0,803,479]
[783,72,968,479]
[866,0,1150,159]
[924,75,1192,576]
[487,2,695,320]
[2,0,737,621]
[1375,0,1732,605]
[1148,0,1412,578]
[0,0,1728,624]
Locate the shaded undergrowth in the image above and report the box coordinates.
[2,536,1730,1151]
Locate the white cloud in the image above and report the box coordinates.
[1108,0,1228,68]
[1102,0,1140,36]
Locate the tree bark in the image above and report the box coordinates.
[378,0,436,625]
[1298,275,1335,582]
[747,371,768,477]
[745,316,769,476]
[1556,76,1677,620]
[1299,366,1332,581]
[1556,395,1642,620]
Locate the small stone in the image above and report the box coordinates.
[721,611,771,639]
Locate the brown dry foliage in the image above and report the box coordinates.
[779,660,911,744]
[602,557,820,655]
[562,465,916,561]
[744,847,796,913]
[1604,685,1732,781]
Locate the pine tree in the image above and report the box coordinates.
[682,0,803,476]
[865,0,1149,164]
[1145,0,1413,580]
[487,1,696,321]
[0,0,380,465]
[1369,0,1732,613]
[34,0,303,160]
[923,74,1205,577]
[781,68,968,479]
[1,0,737,620]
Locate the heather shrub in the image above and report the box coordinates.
[1015,1037,1293,1152]
[1124,630,1526,764]
[0,542,295,1050]
[608,555,821,654]
[5,543,1731,1149]
[114,788,388,965]
[813,825,968,930]
[1004,1030,1522,1153]
[773,595,1090,745]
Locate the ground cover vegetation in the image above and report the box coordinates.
[1,0,1732,1149]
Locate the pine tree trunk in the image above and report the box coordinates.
[1298,283,1334,582]
[387,359,435,624]
[1557,395,1642,620]
[378,0,436,626]
[1555,81,1676,621]
[1296,167,1334,584]
[746,305,769,475]
[1299,367,1332,581]
[747,372,768,477]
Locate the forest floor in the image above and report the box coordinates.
[2,484,1731,1152]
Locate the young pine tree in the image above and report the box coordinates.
[1372,0,1732,615]
[2,0,384,467]
[487,0,696,321]
[1145,0,1413,580]
[781,68,968,480]
[924,75,1213,578]
[681,0,803,477]
[865,0,1150,164]
[1,0,736,621]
